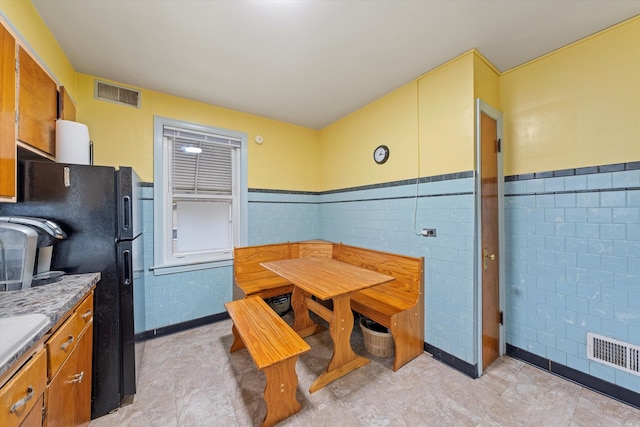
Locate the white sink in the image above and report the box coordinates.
[0,313,50,367]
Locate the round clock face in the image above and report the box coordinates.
[373,145,389,164]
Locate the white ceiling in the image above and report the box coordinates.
[32,0,640,130]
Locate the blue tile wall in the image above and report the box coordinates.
[140,188,321,331]
[319,177,476,364]
[505,166,640,393]
[248,190,321,245]
[140,177,477,366]
[141,186,231,331]
[140,162,639,395]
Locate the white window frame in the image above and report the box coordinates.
[152,116,247,275]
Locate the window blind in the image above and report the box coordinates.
[165,126,239,195]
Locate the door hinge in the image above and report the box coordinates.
[496,138,502,153]
[499,311,504,325]
[15,111,19,125]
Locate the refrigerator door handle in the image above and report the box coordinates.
[123,250,132,286]
[122,196,132,231]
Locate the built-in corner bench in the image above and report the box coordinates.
[233,241,424,372]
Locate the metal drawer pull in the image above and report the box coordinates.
[10,386,34,413]
[67,371,85,384]
[60,335,75,351]
[81,309,92,320]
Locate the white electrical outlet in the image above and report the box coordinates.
[421,228,436,237]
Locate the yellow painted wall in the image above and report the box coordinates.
[319,81,418,191]
[75,74,320,188]
[5,1,640,189]
[1,1,320,190]
[417,52,475,177]
[500,16,640,176]
[0,0,76,98]
[473,51,501,111]
[318,50,486,191]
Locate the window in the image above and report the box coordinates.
[153,117,247,273]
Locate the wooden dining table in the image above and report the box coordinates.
[260,256,394,393]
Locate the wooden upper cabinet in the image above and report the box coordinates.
[18,46,57,156]
[0,22,16,199]
[58,86,76,121]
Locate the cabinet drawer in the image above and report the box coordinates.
[0,348,46,427]
[47,293,94,380]
[46,324,92,427]
[75,292,94,331]
[47,313,82,379]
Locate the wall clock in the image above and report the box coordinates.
[373,145,390,164]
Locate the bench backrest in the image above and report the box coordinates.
[335,244,423,298]
[290,240,335,259]
[233,242,293,283]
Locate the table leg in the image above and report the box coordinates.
[291,286,326,337]
[309,295,369,393]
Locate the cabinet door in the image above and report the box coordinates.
[17,47,56,156]
[71,325,92,427]
[58,86,76,121]
[18,394,43,427]
[45,323,93,427]
[0,22,16,199]
[0,349,46,427]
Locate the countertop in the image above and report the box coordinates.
[0,272,100,377]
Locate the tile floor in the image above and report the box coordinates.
[89,314,640,426]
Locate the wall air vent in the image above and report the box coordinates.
[587,332,640,377]
[94,80,141,108]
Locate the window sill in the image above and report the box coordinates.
[150,259,233,276]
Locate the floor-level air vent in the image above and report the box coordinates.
[94,80,141,108]
[587,332,640,377]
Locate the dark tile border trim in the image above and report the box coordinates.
[505,161,640,182]
[250,188,317,196]
[138,312,229,340]
[506,343,549,369]
[250,170,474,196]
[250,191,474,205]
[320,192,474,205]
[425,342,478,379]
[507,344,640,410]
[504,187,640,198]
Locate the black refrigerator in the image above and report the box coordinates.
[0,160,145,419]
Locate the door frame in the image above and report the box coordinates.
[474,98,505,376]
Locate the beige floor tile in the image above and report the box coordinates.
[90,316,640,427]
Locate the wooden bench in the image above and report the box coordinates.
[233,241,424,372]
[335,244,424,372]
[224,296,311,427]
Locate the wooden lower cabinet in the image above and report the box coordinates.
[19,394,43,427]
[45,292,94,427]
[45,323,92,427]
[0,291,93,427]
[0,349,46,427]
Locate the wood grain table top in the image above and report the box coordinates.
[261,257,394,300]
